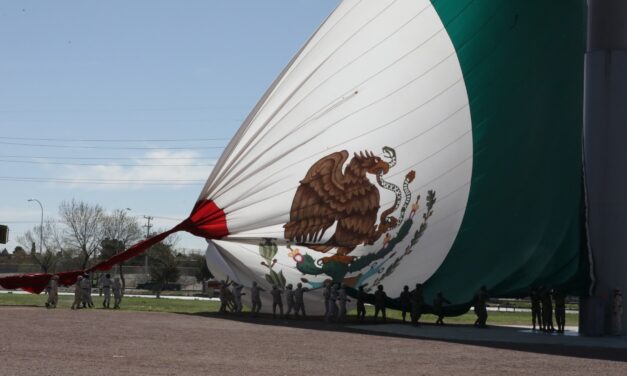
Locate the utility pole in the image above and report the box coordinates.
[27,199,43,254]
[581,0,627,335]
[143,215,154,276]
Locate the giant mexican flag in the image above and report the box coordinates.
[1,0,590,315]
[196,0,590,313]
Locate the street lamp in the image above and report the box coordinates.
[27,198,43,254]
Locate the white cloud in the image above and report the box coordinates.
[52,150,214,190]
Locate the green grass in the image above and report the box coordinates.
[0,293,220,314]
[349,306,578,326]
[1,292,578,326]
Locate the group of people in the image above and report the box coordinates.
[530,287,567,333]
[218,280,311,319]
[44,273,123,310]
[216,280,491,328]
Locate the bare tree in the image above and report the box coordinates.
[58,200,105,269]
[101,209,143,290]
[17,222,60,273]
[102,209,143,248]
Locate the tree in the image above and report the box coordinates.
[13,246,27,259]
[191,254,213,295]
[32,250,61,273]
[101,209,143,290]
[147,242,180,298]
[58,200,105,269]
[17,224,60,273]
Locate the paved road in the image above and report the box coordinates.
[1,307,626,376]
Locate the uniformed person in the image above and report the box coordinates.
[100,273,113,309]
[323,281,331,318]
[337,284,351,322]
[112,278,123,309]
[326,284,339,323]
[553,290,566,333]
[473,285,489,328]
[399,285,411,323]
[356,285,367,322]
[80,273,93,308]
[218,280,232,314]
[232,282,245,313]
[46,275,59,309]
[71,275,83,310]
[410,283,424,326]
[373,285,387,323]
[611,288,623,336]
[250,281,264,316]
[270,285,284,319]
[285,284,295,318]
[434,291,451,325]
[540,287,555,332]
[530,287,542,331]
[98,274,106,297]
[293,282,309,318]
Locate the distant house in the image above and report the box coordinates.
[13,246,27,258]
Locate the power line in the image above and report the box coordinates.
[0,176,204,182]
[151,216,184,221]
[0,220,61,224]
[0,136,230,142]
[3,215,187,224]
[0,155,216,160]
[0,141,226,150]
[0,176,205,185]
[0,106,236,113]
[0,159,216,167]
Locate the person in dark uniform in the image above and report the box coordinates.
[373,285,387,323]
[293,282,309,319]
[285,284,295,318]
[100,273,112,309]
[218,280,232,314]
[337,284,350,322]
[356,285,367,322]
[323,281,331,318]
[271,285,284,319]
[250,281,264,316]
[112,278,123,309]
[473,285,489,328]
[399,285,411,323]
[410,283,424,326]
[540,287,555,332]
[530,287,542,331]
[553,289,566,333]
[325,283,339,323]
[433,291,451,325]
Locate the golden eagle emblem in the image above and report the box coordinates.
[284,147,415,263]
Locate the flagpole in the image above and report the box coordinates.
[581,0,627,336]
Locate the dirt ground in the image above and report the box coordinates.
[0,307,625,376]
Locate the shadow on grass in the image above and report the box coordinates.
[175,311,627,363]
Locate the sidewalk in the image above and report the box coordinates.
[348,323,627,350]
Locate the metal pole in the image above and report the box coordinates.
[27,199,43,254]
[582,0,627,336]
[143,215,153,275]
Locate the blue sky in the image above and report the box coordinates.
[0,0,339,253]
